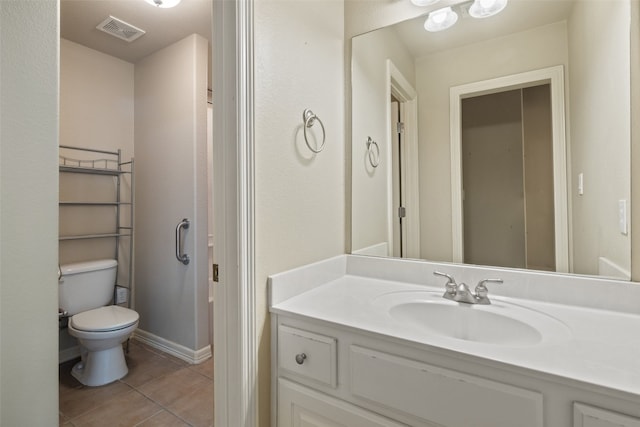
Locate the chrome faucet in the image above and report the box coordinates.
[433,271,503,305]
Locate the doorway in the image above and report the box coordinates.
[58,0,214,422]
[461,85,555,270]
[387,60,421,259]
[450,65,569,272]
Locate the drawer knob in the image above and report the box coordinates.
[295,353,307,365]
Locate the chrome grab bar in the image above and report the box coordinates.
[175,218,190,265]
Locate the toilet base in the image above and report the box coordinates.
[71,344,128,387]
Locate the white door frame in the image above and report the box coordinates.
[449,65,569,272]
[386,60,421,259]
[212,0,256,426]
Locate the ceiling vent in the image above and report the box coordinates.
[96,16,146,43]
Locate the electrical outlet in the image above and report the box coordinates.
[116,286,128,304]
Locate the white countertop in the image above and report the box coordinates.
[270,256,640,399]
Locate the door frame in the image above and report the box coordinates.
[386,60,420,259]
[449,65,569,272]
[212,0,256,426]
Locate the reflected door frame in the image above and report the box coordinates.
[449,65,569,273]
[386,60,421,259]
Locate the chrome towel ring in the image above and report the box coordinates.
[303,109,326,153]
[366,136,380,168]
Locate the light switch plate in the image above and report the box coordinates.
[618,199,628,235]
[578,173,584,195]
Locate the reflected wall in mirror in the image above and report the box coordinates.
[351,0,631,279]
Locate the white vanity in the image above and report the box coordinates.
[269,255,640,427]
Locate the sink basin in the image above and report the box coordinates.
[374,291,570,346]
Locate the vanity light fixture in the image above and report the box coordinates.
[411,0,440,7]
[468,0,508,18]
[144,0,181,8]
[424,6,459,32]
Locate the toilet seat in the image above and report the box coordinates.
[70,305,139,332]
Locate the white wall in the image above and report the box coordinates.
[568,0,631,277]
[59,40,135,162]
[0,1,59,424]
[351,26,416,255]
[59,39,134,281]
[134,34,210,353]
[255,0,345,423]
[416,21,569,262]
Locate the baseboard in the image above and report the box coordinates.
[59,345,81,364]
[133,329,212,365]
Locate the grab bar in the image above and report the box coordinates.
[175,218,190,265]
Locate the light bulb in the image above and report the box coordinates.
[144,0,181,8]
[469,0,507,18]
[433,9,447,23]
[424,7,458,32]
[411,0,440,6]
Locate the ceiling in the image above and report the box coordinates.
[61,0,211,64]
[392,0,575,59]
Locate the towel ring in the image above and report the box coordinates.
[303,109,326,153]
[366,137,380,168]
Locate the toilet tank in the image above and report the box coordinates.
[59,259,118,316]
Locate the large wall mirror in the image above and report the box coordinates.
[350,0,632,280]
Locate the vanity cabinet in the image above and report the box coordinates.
[272,315,640,427]
[278,379,406,427]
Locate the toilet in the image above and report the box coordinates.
[59,259,139,387]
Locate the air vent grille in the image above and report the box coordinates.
[96,16,146,43]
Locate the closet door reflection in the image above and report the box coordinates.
[462,85,555,271]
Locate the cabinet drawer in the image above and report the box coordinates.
[278,325,337,388]
[574,403,640,427]
[350,345,543,427]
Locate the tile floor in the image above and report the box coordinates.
[59,340,214,427]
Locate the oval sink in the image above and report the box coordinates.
[374,291,570,347]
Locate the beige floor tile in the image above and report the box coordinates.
[69,390,161,427]
[60,377,133,420]
[60,412,72,426]
[138,366,211,407]
[122,349,184,388]
[166,381,214,427]
[131,340,190,368]
[135,410,190,426]
[189,356,213,380]
[60,341,214,426]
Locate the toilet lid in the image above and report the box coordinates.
[71,306,139,332]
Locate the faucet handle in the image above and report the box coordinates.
[434,271,457,295]
[433,271,455,283]
[475,279,503,301]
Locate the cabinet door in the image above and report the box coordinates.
[575,403,640,427]
[278,379,408,427]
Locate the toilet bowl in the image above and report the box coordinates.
[68,305,139,386]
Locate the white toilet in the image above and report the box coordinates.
[59,259,139,387]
